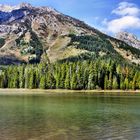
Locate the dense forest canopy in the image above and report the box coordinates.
[0,59,140,90]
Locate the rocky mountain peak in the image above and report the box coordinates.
[0,3,33,12]
[116,32,140,49]
[0,4,20,12]
[19,2,33,9]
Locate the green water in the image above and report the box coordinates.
[0,93,140,140]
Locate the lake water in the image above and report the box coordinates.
[0,92,140,140]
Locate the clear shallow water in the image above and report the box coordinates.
[0,93,140,140]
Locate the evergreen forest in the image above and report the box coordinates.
[0,59,140,90]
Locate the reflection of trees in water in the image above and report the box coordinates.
[0,95,140,140]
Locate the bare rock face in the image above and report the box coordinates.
[116,32,140,49]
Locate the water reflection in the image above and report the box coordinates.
[0,94,139,140]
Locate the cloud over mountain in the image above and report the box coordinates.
[103,2,140,33]
[112,2,140,16]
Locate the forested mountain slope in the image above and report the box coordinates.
[0,3,140,65]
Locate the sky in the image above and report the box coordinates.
[0,0,140,38]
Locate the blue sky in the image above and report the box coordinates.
[0,0,140,38]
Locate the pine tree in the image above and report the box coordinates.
[39,75,46,89]
[71,71,78,90]
[65,65,71,89]
[19,66,25,88]
[112,76,118,89]
[132,72,138,90]
[124,77,129,90]
[104,75,108,90]
[59,64,66,88]
[88,62,96,89]
[28,70,34,89]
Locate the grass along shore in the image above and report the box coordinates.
[0,89,139,95]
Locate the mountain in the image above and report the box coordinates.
[0,3,140,65]
[116,32,140,50]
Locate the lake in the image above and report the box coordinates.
[0,92,140,140]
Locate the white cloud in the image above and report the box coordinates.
[112,2,140,16]
[103,2,140,33]
[107,16,140,33]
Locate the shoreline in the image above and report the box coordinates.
[0,89,139,95]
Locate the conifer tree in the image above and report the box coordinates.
[65,66,71,89]
[39,75,46,89]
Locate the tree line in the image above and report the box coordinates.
[0,59,140,90]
